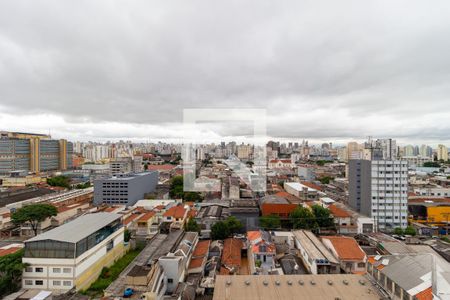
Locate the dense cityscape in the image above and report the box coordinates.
[1,1,450,299]
[0,130,449,300]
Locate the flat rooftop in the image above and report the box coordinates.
[213,274,382,300]
[285,182,318,192]
[26,212,121,243]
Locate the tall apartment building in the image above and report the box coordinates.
[93,172,158,206]
[437,144,449,161]
[348,159,408,231]
[0,131,72,174]
[22,213,125,292]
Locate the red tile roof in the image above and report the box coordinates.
[328,204,352,218]
[163,205,186,219]
[123,213,143,225]
[322,236,366,261]
[0,247,22,257]
[192,240,211,258]
[261,203,298,216]
[138,211,156,222]
[146,164,176,171]
[188,209,197,218]
[188,257,205,269]
[415,287,433,300]
[222,238,243,270]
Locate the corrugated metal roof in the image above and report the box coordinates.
[26,213,122,243]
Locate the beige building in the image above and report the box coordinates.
[213,274,382,300]
[437,144,449,161]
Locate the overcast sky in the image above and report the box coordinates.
[0,1,449,146]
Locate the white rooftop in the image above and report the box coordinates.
[285,182,318,192]
[26,212,121,244]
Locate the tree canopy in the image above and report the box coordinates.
[185,217,201,233]
[423,161,440,168]
[211,216,243,240]
[211,221,230,240]
[404,226,416,236]
[11,204,58,236]
[47,175,71,188]
[169,175,203,202]
[0,249,26,298]
[311,205,335,229]
[289,206,318,230]
[259,214,281,229]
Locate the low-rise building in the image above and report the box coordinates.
[196,204,230,239]
[292,230,340,275]
[213,274,383,300]
[367,253,450,300]
[158,232,198,293]
[136,211,158,237]
[162,204,189,232]
[22,213,125,291]
[321,236,367,274]
[259,195,297,218]
[284,182,319,201]
[247,230,276,274]
[327,204,357,235]
[220,238,243,275]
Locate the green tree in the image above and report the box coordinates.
[169,176,184,199]
[393,227,404,235]
[47,175,71,188]
[423,161,440,168]
[224,216,243,234]
[183,192,203,202]
[0,249,27,298]
[318,176,334,184]
[185,217,200,233]
[211,221,230,240]
[144,163,149,170]
[289,206,317,230]
[259,214,281,229]
[311,205,334,229]
[404,226,416,236]
[11,204,58,236]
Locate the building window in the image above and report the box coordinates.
[25,280,33,285]
[53,268,61,273]
[25,267,33,272]
[35,267,44,273]
[35,280,44,286]
[168,278,173,284]
[357,262,365,268]
[63,281,72,287]
[63,268,71,273]
[53,280,61,286]
[106,240,114,252]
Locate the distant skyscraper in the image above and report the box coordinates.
[437,144,449,161]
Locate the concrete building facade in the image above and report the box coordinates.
[93,172,158,206]
[349,160,408,231]
[0,132,72,174]
[22,213,125,292]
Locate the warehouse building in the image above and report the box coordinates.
[22,213,125,291]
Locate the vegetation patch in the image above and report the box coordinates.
[81,246,143,297]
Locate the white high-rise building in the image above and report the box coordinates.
[349,159,408,231]
[437,144,449,161]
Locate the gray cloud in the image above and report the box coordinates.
[0,0,449,144]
